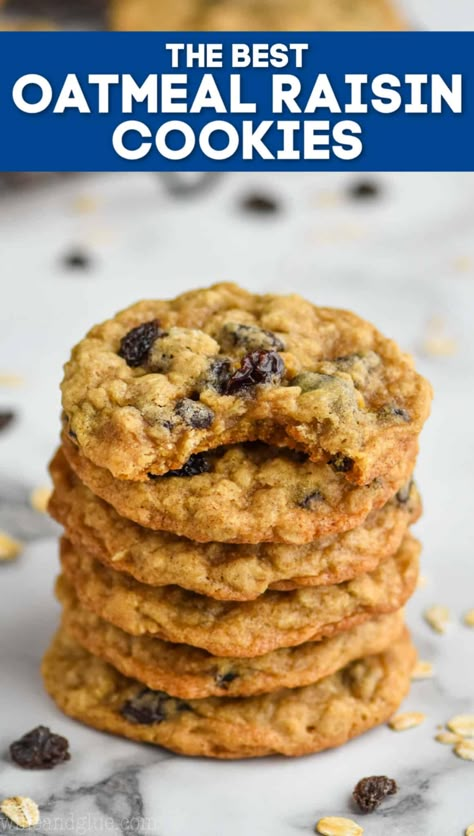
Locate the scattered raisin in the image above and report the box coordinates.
[396,479,413,504]
[348,180,381,201]
[219,322,285,353]
[0,411,15,432]
[10,726,70,770]
[298,490,324,509]
[62,249,92,270]
[215,671,239,689]
[118,320,161,368]
[353,775,397,813]
[121,689,191,725]
[149,453,211,479]
[328,454,354,473]
[240,193,280,214]
[175,398,215,429]
[226,350,285,395]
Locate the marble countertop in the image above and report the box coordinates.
[1,5,474,835]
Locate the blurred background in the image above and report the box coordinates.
[0,0,473,30]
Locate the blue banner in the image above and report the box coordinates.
[0,32,471,171]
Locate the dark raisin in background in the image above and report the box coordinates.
[348,180,381,201]
[62,249,92,270]
[0,411,15,432]
[240,193,280,214]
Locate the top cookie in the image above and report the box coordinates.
[61,283,431,483]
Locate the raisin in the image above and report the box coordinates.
[0,411,15,432]
[215,671,239,689]
[62,249,92,270]
[240,193,280,214]
[202,358,232,393]
[148,453,211,479]
[379,404,411,422]
[118,320,161,368]
[396,479,413,504]
[348,180,381,201]
[298,490,324,509]
[353,775,397,813]
[328,454,354,473]
[219,322,285,353]
[10,726,70,770]
[226,351,285,395]
[121,689,191,725]
[175,399,215,429]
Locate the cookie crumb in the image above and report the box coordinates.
[435,731,462,745]
[454,740,474,762]
[424,605,450,634]
[465,824,474,835]
[463,609,474,628]
[30,486,52,514]
[388,711,426,731]
[0,531,23,561]
[316,816,363,836]
[0,410,15,432]
[240,193,280,214]
[352,775,397,813]
[411,660,434,680]
[0,797,39,829]
[447,715,474,738]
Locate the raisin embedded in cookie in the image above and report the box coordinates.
[60,434,418,545]
[61,283,431,484]
[49,447,421,600]
[58,575,405,698]
[41,628,416,759]
[58,535,419,658]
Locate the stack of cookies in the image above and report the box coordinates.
[42,283,432,758]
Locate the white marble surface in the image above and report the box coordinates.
[1,5,474,834]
